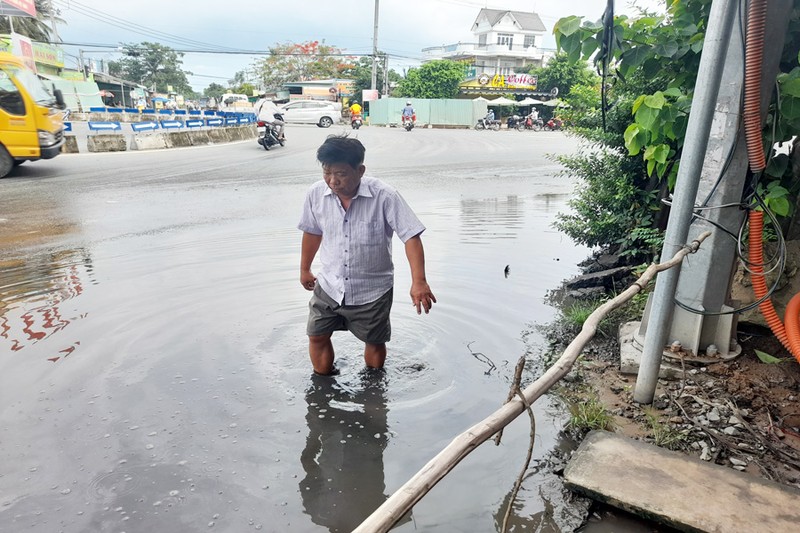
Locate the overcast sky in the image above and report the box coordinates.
[51,0,663,92]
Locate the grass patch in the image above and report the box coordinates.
[562,300,599,329]
[644,410,686,450]
[567,395,613,432]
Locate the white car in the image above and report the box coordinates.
[279,100,340,128]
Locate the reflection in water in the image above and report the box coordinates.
[300,371,403,532]
[0,249,94,360]
[460,195,524,242]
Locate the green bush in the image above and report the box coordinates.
[553,148,661,259]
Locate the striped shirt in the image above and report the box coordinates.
[298,177,425,306]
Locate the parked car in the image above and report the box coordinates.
[279,100,340,128]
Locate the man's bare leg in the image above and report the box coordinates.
[309,334,335,375]
[364,343,387,369]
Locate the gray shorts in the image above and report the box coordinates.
[307,285,393,344]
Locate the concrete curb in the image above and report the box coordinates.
[62,136,79,153]
[66,125,257,154]
[87,135,127,152]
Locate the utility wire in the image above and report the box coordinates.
[54,0,243,52]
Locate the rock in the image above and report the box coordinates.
[729,457,748,467]
[708,408,721,423]
[567,287,607,300]
[564,266,632,290]
[700,448,712,461]
[723,426,739,436]
[597,254,624,269]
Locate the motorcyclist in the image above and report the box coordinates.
[349,100,363,125]
[401,100,415,123]
[524,107,540,128]
[254,95,285,140]
[479,108,495,128]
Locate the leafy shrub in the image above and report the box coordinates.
[553,148,660,259]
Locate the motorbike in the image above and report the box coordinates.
[543,118,563,131]
[506,115,523,130]
[402,114,415,131]
[474,118,501,131]
[351,113,363,130]
[257,113,285,150]
[517,115,543,131]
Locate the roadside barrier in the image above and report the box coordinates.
[131,122,159,132]
[88,121,122,132]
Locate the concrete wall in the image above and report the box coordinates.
[74,125,256,154]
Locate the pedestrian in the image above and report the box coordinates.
[298,135,436,376]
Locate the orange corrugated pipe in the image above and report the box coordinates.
[743,0,800,363]
[748,211,796,357]
[743,0,767,172]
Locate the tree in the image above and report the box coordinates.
[395,60,468,99]
[527,52,597,97]
[551,0,800,258]
[203,83,226,100]
[251,41,351,91]
[108,42,193,95]
[0,0,64,42]
[339,55,401,98]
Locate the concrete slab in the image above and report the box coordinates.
[564,430,800,532]
[619,321,683,378]
[130,134,167,151]
[61,135,79,154]
[87,135,127,152]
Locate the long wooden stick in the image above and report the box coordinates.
[353,231,712,533]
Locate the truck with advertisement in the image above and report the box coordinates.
[0,52,65,178]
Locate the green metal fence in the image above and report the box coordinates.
[366,98,488,127]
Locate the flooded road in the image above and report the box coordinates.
[1,126,645,532]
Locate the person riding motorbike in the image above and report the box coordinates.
[349,100,363,127]
[254,95,285,140]
[477,108,496,129]
[401,101,416,124]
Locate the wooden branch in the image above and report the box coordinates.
[353,231,711,533]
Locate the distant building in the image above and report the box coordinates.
[282,79,356,102]
[422,9,556,97]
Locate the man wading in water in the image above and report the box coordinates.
[298,135,436,375]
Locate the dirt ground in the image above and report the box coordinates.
[549,246,800,492]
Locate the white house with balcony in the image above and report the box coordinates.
[422,9,553,95]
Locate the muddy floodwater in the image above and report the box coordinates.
[1,127,659,532]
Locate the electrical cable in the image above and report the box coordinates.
[53,0,243,52]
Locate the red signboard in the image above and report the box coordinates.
[0,0,37,17]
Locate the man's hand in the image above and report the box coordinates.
[301,270,317,291]
[410,281,436,315]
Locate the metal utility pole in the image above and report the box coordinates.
[382,54,389,96]
[370,0,380,91]
[633,0,794,404]
[79,49,86,80]
[49,0,60,41]
[633,0,737,404]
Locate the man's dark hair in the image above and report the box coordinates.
[317,135,365,169]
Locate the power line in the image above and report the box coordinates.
[53,0,243,52]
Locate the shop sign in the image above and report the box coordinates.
[0,0,37,18]
[478,72,537,91]
[33,43,63,67]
